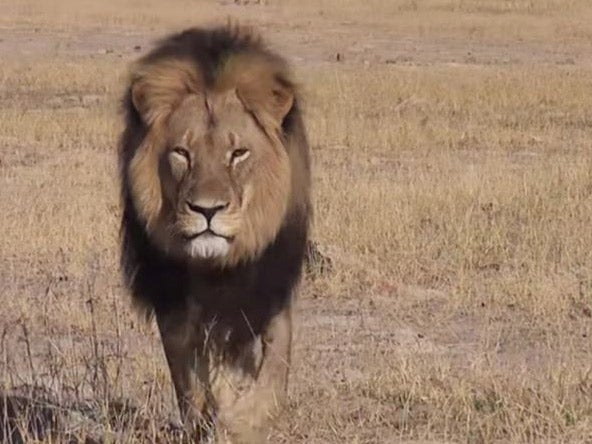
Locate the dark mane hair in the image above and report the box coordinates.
[118,25,311,347]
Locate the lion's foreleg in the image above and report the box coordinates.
[257,304,292,399]
[156,310,212,440]
[217,306,292,443]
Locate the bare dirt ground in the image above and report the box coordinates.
[2,1,592,443]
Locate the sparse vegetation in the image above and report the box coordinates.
[1,1,592,442]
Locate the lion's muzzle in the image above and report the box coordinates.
[186,200,229,223]
[180,198,238,259]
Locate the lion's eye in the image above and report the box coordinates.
[169,146,190,180]
[172,146,190,161]
[230,148,250,166]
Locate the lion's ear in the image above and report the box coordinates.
[130,79,158,124]
[269,80,294,124]
[236,78,295,133]
[130,60,201,125]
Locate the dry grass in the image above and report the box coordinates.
[1,0,592,443]
[3,0,592,44]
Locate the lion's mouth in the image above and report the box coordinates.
[182,229,234,242]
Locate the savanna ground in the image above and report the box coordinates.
[1,0,592,442]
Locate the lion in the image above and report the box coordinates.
[118,25,311,443]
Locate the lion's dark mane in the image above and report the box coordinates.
[118,26,310,347]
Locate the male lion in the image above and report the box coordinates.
[118,26,311,443]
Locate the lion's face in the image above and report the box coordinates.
[129,86,292,266]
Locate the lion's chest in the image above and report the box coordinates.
[186,268,275,346]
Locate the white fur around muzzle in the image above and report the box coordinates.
[186,233,230,259]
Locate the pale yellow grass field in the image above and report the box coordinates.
[1,1,592,443]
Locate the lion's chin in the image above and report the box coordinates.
[184,232,230,260]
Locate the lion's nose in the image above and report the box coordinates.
[186,200,229,223]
